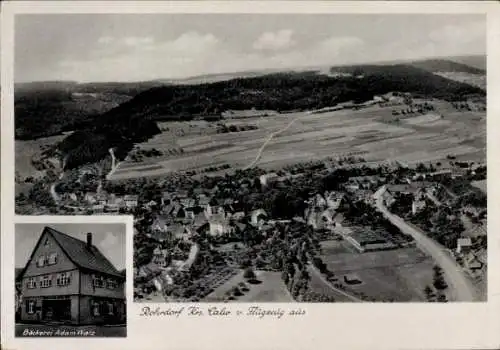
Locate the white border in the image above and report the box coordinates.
[2,2,500,350]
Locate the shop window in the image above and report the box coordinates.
[26,300,35,314]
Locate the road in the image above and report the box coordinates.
[49,172,64,203]
[106,148,119,180]
[243,116,301,170]
[374,187,476,301]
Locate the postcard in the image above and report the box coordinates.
[1,1,499,350]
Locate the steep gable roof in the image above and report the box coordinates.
[44,226,122,278]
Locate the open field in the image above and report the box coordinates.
[69,100,484,181]
[203,270,293,302]
[320,247,435,302]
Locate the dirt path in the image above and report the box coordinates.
[242,116,301,170]
[374,187,476,301]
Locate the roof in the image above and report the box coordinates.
[41,226,122,278]
[349,227,389,246]
[457,237,472,246]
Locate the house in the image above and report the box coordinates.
[152,216,169,233]
[91,204,104,213]
[412,199,426,215]
[456,237,472,254]
[205,205,225,219]
[208,214,234,236]
[170,224,192,241]
[325,192,344,210]
[251,209,268,227]
[152,247,169,267]
[124,195,139,209]
[17,227,126,325]
[197,194,211,207]
[259,173,279,187]
[84,193,98,204]
[313,194,327,208]
[466,256,483,271]
[180,197,196,209]
[175,191,189,200]
[382,190,396,207]
[161,192,172,205]
[229,211,246,221]
[145,200,157,209]
[96,194,108,206]
[343,273,362,285]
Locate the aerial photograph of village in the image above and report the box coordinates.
[14,13,487,303]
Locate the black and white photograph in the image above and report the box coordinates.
[12,13,487,304]
[15,222,127,337]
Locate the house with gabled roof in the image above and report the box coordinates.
[124,195,138,209]
[17,226,126,325]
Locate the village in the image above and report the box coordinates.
[118,158,485,303]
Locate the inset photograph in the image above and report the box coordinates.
[15,222,127,337]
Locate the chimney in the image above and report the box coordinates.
[86,232,92,249]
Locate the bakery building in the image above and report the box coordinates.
[17,226,126,325]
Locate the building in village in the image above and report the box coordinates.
[124,195,139,209]
[456,237,472,254]
[259,173,279,187]
[17,227,126,325]
[345,227,397,253]
[152,247,169,267]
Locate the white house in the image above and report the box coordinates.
[251,209,268,227]
[124,195,139,209]
[456,237,472,254]
[209,219,234,237]
[412,199,426,215]
[259,173,279,187]
[205,205,225,219]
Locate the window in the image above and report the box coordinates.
[107,302,114,315]
[107,279,117,290]
[40,275,52,288]
[44,238,50,247]
[26,300,36,314]
[91,301,100,316]
[56,272,71,286]
[47,253,58,265]
[92,275,104,288]
[36,255,46,267]
[27,277,37,289]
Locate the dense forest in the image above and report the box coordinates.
[99,64,485,123]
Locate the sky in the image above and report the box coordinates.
[15,223,126,270]
[15,14,486,83]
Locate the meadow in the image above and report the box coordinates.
[318,246,436,302]
[104,100,485,180]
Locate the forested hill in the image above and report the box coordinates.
[15,81,166,140]
[99,63,485,122]
[407,58,485,74]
